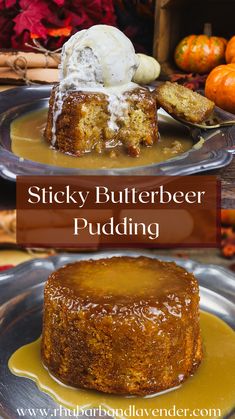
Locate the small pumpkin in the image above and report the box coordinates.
[205,63,235,114]
[175,23,227,74]
[226,36,235,63]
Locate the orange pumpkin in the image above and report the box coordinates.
[226,36,235,63]
[205,63,235,114]
[175,25,227,74]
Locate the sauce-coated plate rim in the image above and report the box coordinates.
[0,85,234,180]
[0,250,234,419]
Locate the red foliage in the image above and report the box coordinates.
[0,15,14,48]
[0,0,117,50]
[13,0,52,39]
[0,0,153,53]
[5,0,17,6]
[170,73,208,91]
[52,0,65,5]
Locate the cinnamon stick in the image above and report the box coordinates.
[0,67,59,84]
[0,50,60,69]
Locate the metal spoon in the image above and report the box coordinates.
[168,113,235,130]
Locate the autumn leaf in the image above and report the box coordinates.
[3,0,118,50]
[52,0,65,6]
[31,25,72,39]
[63,9,92,28]
[5,0,17,7]
[69,0,116,26]
[47,26,72,37]
[13,0,53,38]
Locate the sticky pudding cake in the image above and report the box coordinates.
[41,256,202,396]
[44,86,158,157]
[43,25,161,158]
[44,25,215,159]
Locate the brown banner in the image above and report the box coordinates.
[16,176,220,249]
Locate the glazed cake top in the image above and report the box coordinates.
[46,257,198,309]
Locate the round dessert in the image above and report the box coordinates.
[41,256,202,395]
[44,25,214,160]
[44,25,159,158]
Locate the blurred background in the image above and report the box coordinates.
[0,1,154,54]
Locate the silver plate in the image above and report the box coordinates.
[0,86,235,181]
[0,250,235,419]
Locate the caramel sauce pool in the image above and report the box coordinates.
[8,312,235,418]
[10,109,193,169]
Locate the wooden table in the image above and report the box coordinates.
[217,163,235,209]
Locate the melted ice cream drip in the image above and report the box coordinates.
[51,88,65,147]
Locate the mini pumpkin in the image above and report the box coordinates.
[226,36,235,63]
[175,24,227,74]
[205,63,235,114]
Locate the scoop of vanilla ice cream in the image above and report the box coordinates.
[60,25,138,89]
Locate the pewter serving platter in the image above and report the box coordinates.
[0,86,235,180]
[0,250,234,419]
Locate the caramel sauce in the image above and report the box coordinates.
[10,109,193,170]
[54,257,192,299]
[8,312,235,418]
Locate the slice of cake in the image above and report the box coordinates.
[155,81,214,123]
[44,86,158,157]
[41,256,202,395]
